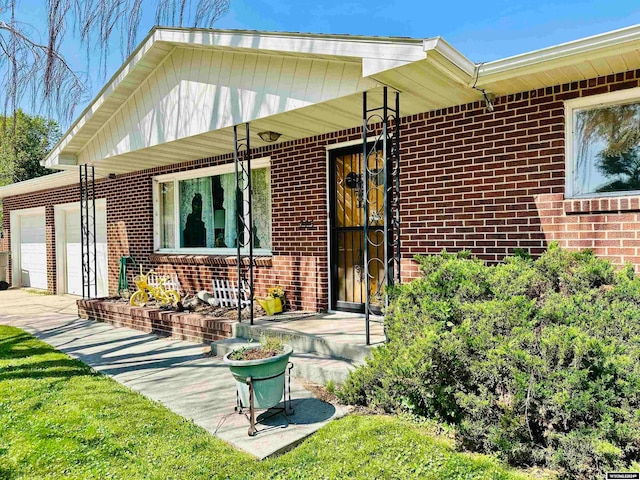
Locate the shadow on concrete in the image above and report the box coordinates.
[258,397,336,428]
[7,317,221,382]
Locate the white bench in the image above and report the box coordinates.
[212,279,251,308]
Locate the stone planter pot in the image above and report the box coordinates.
[224,345,293,409]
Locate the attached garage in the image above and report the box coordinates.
[10,207,48,290]
[55,200,108,297]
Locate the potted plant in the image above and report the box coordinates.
[256,286,286,315]
[224,335,292,410]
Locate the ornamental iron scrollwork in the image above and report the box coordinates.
[79,164,97,299]
[234,123,255,324]
[362,87,401,345]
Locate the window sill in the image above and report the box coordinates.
[150,252,273,267]
[155,248,272,256]
[564,195,640,214]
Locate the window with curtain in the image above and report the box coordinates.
[156,164,271,252]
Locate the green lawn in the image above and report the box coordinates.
[0,325,535,479]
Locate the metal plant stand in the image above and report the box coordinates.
[235,362,295,436]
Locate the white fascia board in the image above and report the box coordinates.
[0,171,79,199]
[423,36,476,81]
[161,28,427,78]
[477,23,640,84]
[157,28,425,61]
[365,36,476,92]
[361,36,477,97]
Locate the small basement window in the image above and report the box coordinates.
[153,158,272,255]
[566,88,640,198]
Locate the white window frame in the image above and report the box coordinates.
[152,157,272,255]
[565,87,640,199]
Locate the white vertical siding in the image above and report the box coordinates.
[77,47,372,164]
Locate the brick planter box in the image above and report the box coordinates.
[77,298,236,344]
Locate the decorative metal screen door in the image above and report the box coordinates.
[330,146,385,313]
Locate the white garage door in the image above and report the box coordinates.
[64,209,108,297]
[19,214,47,289]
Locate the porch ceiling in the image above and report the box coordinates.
[69,73,471,177]
[59,94,369,176]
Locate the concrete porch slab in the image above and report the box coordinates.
[253,311,386,346]
[0,289,348,459]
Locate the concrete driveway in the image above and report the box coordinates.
[0,288,346,459]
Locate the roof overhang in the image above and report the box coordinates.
[0,171,79,199]
[42,27,484,176]
[476,24,640,95]
[28,23,640,183]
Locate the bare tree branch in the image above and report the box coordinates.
[0,15,88,125]
[0,0,230,127]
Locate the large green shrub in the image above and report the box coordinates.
[339,245,640,479]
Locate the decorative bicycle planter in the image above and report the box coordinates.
[224,344,294,436]
[129,269,180,307]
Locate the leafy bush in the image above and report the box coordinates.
[339,245,640,479]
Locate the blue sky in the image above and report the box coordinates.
[222,0,640,62]
[14,0,640,123]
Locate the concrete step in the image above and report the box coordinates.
[211,337,357,385]
[231,322,373,363]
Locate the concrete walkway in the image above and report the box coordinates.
[0,289,347,459]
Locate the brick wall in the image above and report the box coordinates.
[4,69,640,308]
[2,132,356,311]
[77,299,235,343]
[399,70,640,279]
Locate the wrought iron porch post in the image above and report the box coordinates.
[234,123,254,324]
[79,164,97,299]
[92,167,97,298]
[79,166,85,297]
[362,87,401,345]
[393,91,401,285]
[362,92,370,345]
[382,88,390,309]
